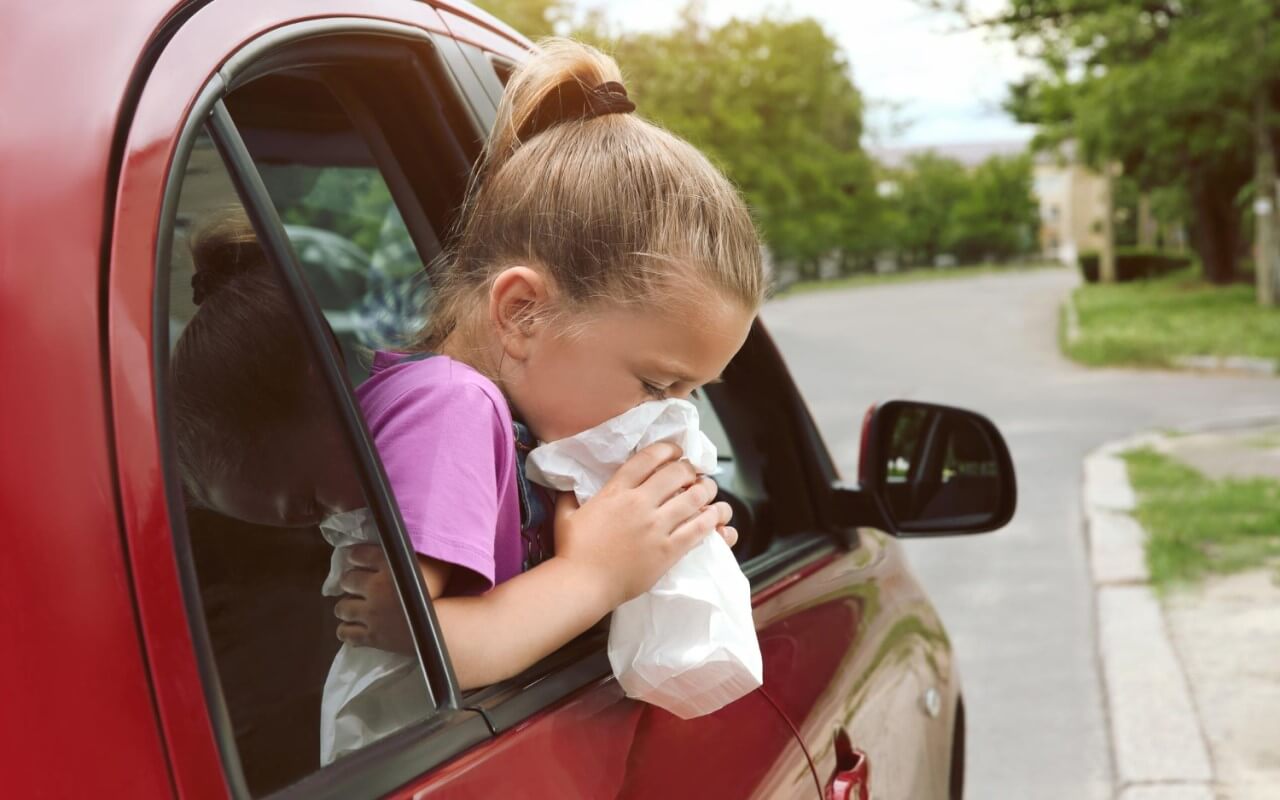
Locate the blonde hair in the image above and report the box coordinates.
[415,38,764,353]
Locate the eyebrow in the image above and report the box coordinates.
[670,371,723,386]
[641,361,723,386]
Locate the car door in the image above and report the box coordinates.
[704,327,962,800]
[108,5,499,799]
[109,5,958,799]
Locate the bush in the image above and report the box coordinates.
[1078,248,1192,283]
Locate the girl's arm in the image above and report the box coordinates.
[336,442,736,689]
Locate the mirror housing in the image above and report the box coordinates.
[832,400,1017,537]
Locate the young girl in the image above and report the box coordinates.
[334,38,766,691]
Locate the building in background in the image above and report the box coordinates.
[1031,141,1109,265]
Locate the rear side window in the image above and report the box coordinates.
[227,75,432,377]
[226,57,475,384]
[163,129,434,796]
[156,29,487,799]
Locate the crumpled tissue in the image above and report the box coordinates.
[525,398,763,719]
[318,509,430,765]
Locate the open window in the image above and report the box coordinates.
[155,25,490,800]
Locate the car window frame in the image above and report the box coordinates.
[150,21,497,800]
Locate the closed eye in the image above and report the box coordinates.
[641,380,668,400]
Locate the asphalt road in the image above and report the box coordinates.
[763,268,1279,799]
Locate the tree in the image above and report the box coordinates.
[890,152,970,265]
[471,0,568,38]
[577,6,881,274]
[926,0,1280,285]
[880,151,1037,265]
[947,154,1039,263]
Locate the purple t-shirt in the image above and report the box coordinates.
[356,352,523,594]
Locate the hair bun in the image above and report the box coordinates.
[484,38,627,177]
[189,213,266,305]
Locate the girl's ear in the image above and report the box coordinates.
[489,266,550,361]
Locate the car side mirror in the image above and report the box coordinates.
[834,400,1017,537]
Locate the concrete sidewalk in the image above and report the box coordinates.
[1083,419,1280,800]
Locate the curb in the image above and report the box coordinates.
[1064,296,1082,345]
[1083,434,1214,798]
[1171,354,1278,377]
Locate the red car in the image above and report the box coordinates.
[2,2,1016,798]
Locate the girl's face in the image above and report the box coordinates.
[203,408,365,528]
[498,282,755,443]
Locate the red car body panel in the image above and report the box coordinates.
[1,3,179,797]
[3,2,962,797]
[106,5,455,798]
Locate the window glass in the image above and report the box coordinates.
[226,73,441,384]
[164,129,433,797]
[490,56,515,86]
[689,389,733,461]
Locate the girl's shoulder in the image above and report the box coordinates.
[357,351,513,433]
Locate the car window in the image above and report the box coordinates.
[701,328,824,564]
[689,389,733,460]
[224,61,474,386]
[163,128,434,797]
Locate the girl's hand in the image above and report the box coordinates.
[552,441,734,608]
[334,544,415,655]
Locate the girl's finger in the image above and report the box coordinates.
[657,478,719,528]
[334,595,367,622]
[637,459,699,505]
[346,544,384,569]
[668,505,723,550]
[606,441,683,490]
[336,621,369,646]
[716,525,739,548]
[713,500,732,528]
[338,569,371,597]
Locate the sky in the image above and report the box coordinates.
[583,0,1038,149]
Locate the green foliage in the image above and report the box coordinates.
[574,8,883,273]
[882,151,1038,265]
[1064,267,1280,368]
[946,154,1039,263]
[277,168,393,254]
[472,0,568,38]
[471,2,1044,278]
[890,153,969,265]
[1076,248,1192,284]
[932,0,1280,283]
[1122,448,1280,590]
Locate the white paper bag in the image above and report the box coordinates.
[526,398,763,719]
[318,509,430,765]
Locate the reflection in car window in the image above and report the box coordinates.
[163,129,432,797]
[225,74,439,382]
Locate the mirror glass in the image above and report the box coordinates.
[877,403,1005,532]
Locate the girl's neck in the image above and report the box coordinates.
[438,329,516,405]
[434,322,538,434]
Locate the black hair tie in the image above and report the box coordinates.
[518,80,636,142]
[191,253,256,305]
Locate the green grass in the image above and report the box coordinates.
[1245,430,1280,450]
[1064,267,1280,370]
[774,261,1063,298]
[1122,447,1280,590]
